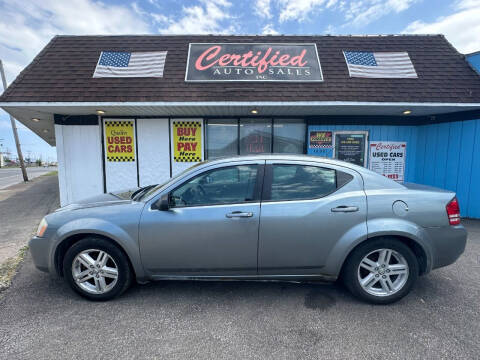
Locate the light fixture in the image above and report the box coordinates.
[32,118,40,122]
[96,110,105,115]
[403,110,412,115]
[250,109,258,114]
[42,129,49,133]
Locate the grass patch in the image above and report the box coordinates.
[43,171,58,176]
[0,246,29,292]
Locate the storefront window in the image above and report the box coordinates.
[206,119,238,159]
[206,118,307,159]
[240,119,272,155]
[273,119,306,154]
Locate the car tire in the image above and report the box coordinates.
[342,238,419,304]
[63,237,132,301]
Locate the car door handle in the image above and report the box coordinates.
[226,211,253,218]
[331,206,359,213]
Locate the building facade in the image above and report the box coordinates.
[1,35,480,217]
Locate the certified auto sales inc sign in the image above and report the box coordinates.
[185,43,323,82]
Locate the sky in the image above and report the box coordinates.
[0,0,479,162]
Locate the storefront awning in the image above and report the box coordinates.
[2,101,480,146]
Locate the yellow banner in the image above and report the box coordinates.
[173,121,202,162]
[104,120,135,162]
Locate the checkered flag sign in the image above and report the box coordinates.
[173,121,202,163]
[310,144,331,148]
[104,120,136,162]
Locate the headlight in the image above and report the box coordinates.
[36,218,48,237]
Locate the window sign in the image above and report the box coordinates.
[172,120,203,162]
[185,43,323,82]
[239,119,272,155]
[334,131,368,167]
[103,119,138,192]
[369,141,406,182]
[104,120,135,162]
[170,119,204,177]
[307,127,333,158]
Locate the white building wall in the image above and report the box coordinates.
[55,124,104,206]
[56,117,205,206]
[137,118,170,186]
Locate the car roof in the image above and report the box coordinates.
[197,154,405,190]
[201,154,364,171]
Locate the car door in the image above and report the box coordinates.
[139,160,264,276]
[258,160,367,275]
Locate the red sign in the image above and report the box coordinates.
[186,43,323,82]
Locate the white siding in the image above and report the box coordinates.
[137,118,170,186]
[55,124,103,206]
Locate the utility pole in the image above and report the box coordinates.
[0,138,3,168]
[0,59,28,181]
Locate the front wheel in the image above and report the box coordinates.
[63,237,132,301]
[342,238,419,304]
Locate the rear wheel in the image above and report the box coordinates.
[63,237,132,301]
[343,238,418,304]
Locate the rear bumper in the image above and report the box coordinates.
[428,225,467,270]
[29,236,51,273]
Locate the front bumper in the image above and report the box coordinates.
[428,224,467,270]
[29,236,51,273]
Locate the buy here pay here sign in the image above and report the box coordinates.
[173,121,202,162]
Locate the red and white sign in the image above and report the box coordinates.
[185,43,323,82]
[369,141,406,182]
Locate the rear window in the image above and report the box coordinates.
[268,165,353,201]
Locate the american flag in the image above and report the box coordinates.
[93,51,167,78]
[343,51,417,79]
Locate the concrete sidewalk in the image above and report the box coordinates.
[0,175,59,264]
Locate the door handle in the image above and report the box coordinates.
[226,211,253,218]
[331,206,359,213]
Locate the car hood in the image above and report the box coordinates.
[55,188,139,212]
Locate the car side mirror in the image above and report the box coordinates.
[153,194,170,211]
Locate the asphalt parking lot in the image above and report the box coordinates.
[1,197,479,358]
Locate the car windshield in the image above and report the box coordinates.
[138,162,206,201]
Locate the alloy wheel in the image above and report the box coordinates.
[357,248,409,297]
[72,249,119,294]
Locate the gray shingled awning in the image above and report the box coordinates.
[2,34,480,145]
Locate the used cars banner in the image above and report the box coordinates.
[104,120,135,162]
[369,141,406,181]
[185,43,323,82]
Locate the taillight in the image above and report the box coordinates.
[446,197,461,225]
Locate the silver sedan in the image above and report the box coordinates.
[30,155,467,304]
